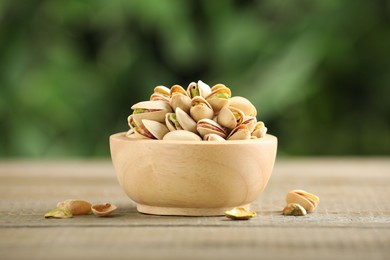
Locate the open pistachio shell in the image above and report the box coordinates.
[127,115,137,129]
[150,85,171,103]
[170,85,191,114]
[225,207,256,220]
[141,119,169,140]
[176,107,197,133]
[252,121,267,138]
[91,203,117,217]
[206,84,231,114]
[227,124,251,140]
[229,96,257,117]
[187,80,212,99]
[131,100,172,126]
[217,106,245,130]
[56,199,92,215]
[203,133,226,141]
[282,203,307,216]
[125,128,137,139]
[241,116,257,133]
[190,96,214,122]
[165,113,183,131]
[163,130,202,141]
[197,119,227,138]
[286,190,320,213]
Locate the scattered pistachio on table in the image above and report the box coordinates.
[44,208,73,219]
[282,203,307,216]
[91,203,118,217]
[225,207,257,220]
[286,190,320,213]
[126,80,268,141]
[44,200,118,219]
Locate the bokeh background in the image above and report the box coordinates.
[0,0,389,157]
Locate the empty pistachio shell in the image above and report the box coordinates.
[286,190,319,213]
[225,207,256,220]
[56,199,92,215]
[91,203,117,217]
[45,208,73,219]
[282,203,307,216]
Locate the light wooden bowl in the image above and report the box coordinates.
[110,132,277,216]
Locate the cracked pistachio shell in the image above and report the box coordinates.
[125,128,137,139]
[150,85,170,103]
[229,96,257,117]
[241,116,257,133]
[203,133,226,141]
[225,207,256,220]
[217,106,245,130]
[206,84,231,114]
[131,100,172,126]
[165,112,183,131]
[176,107,198,133]
[197,119,227,139]
[282,203,307,216]
[286,190,320,213]
[227,124,251,140]
[190,96,214,122]
[56,199,92,215]
[139,119,169,140]
[91,203,117,217]
[45,208,73,219]
[187,80,211,98]
[252,121,267,138]
[127,115,137,129]
[162,130,202,141]
[170,85,191,114]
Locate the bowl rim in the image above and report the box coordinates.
[110,132,277,145]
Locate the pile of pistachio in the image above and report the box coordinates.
[126,80,267,141]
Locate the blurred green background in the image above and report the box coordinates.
[0,0,389,157]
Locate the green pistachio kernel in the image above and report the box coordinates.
[44,208,73,219]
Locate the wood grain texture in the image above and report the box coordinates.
[0,158,389,260]
[110,133,277,216]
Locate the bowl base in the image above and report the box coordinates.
[136,204,250,216]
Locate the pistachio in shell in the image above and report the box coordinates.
[252,121,267,138]
[56,199,92,215]
[282,203,307,216]
[203,133,226,141]
[190,96,214,122]
[91,203,117,217]
[176,107,198,133]
[225,207,256,220]
[229,96,257,117]
[170,84,192,114]
[217,106,245,130]
[286,190,319,213]
[187,80,211,98]
[131,100,172,126]
[150,85,171,103]
[206,84,231,114]
[227,124,251,140]
[197,119,227,139]
[163,130,202,141]
[134,119,169,140]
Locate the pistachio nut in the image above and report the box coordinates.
[197,119,227,139]
[150,85,171,103]
[286,190,319,213]
[127,115,137,129]
[252,121,267,138]
[229,96,257,117]
[176,107,198,133]
[165,112,183,131]
[91,203,117,217]
[225,207,257,220]
[134,119,169,140]
[170,85,192,114]
[206,84,231,114]
[187,80,211,98]
[44,208,73,219]
[56,199,92,215]
[282,203,307,216]
[131,100,172,126]
[190,96,214,122]
[203,133,226,141]
[163,130,202,141]
[217,106,245,130]
[241,116,257,133]
[227,124,251,140]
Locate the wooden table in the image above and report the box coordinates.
[0,158,389,260]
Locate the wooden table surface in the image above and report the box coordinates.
[0,158,389,260]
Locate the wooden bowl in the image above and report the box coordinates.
[110,132,277,216]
